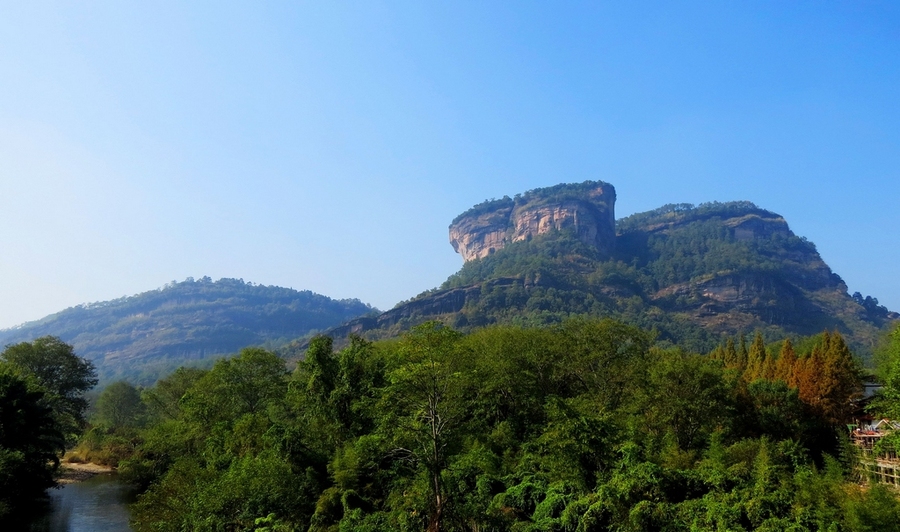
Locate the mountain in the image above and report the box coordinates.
[322,181,897,357]
[0,277,375,383]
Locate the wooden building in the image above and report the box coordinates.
[851,419,900,486]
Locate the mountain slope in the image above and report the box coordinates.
[322,184,896,357]
[0,277,375,382]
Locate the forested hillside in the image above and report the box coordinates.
[0,278,374,383]
[326,197,896,358]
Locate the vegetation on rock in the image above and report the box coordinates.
[349,200,895,359]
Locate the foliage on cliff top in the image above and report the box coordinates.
[0,278,375,384]
[616,200,776,233]
[615,205,824,288]
[451,180,615,226]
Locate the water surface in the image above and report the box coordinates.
[30,474,134,532]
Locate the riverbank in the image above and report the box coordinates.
[58,462,116,484]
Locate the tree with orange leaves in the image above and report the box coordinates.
[817,331,861,423]
[795,343,825,414]
[790,332,861,424]
[773,338,797,386]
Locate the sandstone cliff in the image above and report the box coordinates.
[311,190,896,358]
[449,181,616,262]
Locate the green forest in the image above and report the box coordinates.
[0,277,375,385]
[6,319,900,531]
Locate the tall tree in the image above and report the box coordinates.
[709,344,725,363]
[95,381,146,429]
[774,338,797,386]
[745,333,767,381]
[291,334,345,454]
[724,337,738,368]
[737,334,749,373]
[818,331,861,424]
[142,366,207,422]
[380,322,468,532]
[874,325,900,420]
[795,345,825,411]
[787,332,862,424]
[0,370,65,520]
[0,336,97,441]
[185,347,288,424]
[557,318,652,410]
[638,352,732,451]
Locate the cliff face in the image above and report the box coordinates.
[449,181,616,262]
[449,204,513,262]
[313,189,896,358]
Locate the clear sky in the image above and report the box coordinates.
[1,2,898,330]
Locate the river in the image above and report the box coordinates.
[29,473,135,532]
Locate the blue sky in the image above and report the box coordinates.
[1,2,898,329]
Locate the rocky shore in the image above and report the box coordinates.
[58,462,116,484]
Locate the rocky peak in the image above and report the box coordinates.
[449,181,616,262]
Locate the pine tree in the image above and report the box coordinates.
[761,348,776,381]
[737,334,749,373]
[774,338,797,386]
[818,331,861,424]
[796,345,825,412]
[724,338,738,369]
[821,330,833,356]
[745,333,767,381]
[709,344,725,363]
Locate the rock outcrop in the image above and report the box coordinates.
[449,181,616,262]
[311,187,896,358]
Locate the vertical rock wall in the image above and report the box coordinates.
[449,181,616,262]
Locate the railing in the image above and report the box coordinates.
[852,431,900,486]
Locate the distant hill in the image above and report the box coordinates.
[321,182,897,357]
[0,277,375,383]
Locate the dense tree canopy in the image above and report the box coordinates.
[0,336,97,442]
[0,370,65,520]
[94,381,146,429]
[0,337,93,523]
[875,325,900,420]
[57,320,899,531]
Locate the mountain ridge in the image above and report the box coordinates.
[316,183,897,357]
[7,182,896,372]
[0,277,376,383]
